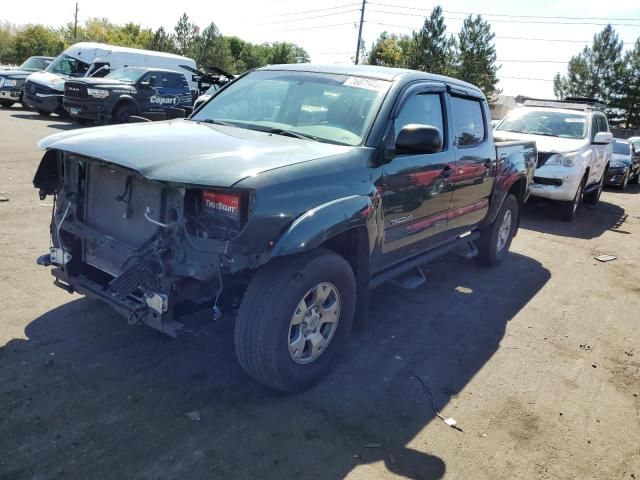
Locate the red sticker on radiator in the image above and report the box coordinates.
[202,191,240,219]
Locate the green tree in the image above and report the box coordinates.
[147,27,176,53]
[367,32,409,67]
[407,6,455,75]
[193,23,234,71]
[554,25,623,101]
[455,14,500,101]
[174,13,197,57]
[12,25,64,63]
[611,39,640,127]
[0,22,18,63]
[266,42,310,64]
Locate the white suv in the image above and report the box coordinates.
[494,100,613,220]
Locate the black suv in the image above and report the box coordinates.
[63,67,193,123]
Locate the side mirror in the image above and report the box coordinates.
[139,80,150,87]
[395,124,443,155]
[593,131,613,145]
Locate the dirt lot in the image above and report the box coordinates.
[0,106,639,480]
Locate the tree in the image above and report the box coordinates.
[12,25,64,63]
[455,14,500,101]
[367,32,409,67]
[406,6,455,75]
[554,25,623,102]
[147,27,176,53]
[174,13,197,57]
[612,40,640,128]
[193,22,234,71]
[266,42,310,64]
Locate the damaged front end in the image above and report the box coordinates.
[33,150,255,336]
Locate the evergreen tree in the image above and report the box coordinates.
[406,6,455,75]
[455,14,500,101]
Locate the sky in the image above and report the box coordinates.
[3,0,640,97]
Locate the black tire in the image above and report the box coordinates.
[584,171,604,204]
[234,248,356,392]
[112,103,137,124]
[559,177,584,221]
[475,193,518,267]
[619,171,629,190]
[0,100,14,108]
[36,109,51,116]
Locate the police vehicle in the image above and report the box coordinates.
[63,67,193,124]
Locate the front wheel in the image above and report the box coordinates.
[475,193,518,266]
[0,100,14,108]
[234,248,356,392]
[112,103,136,124]
[584,171,604,204]
[559,179,584,221]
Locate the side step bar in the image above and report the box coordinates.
[370,232,481,289]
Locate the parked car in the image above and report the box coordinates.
[23,42,197,116]
[0,56,54,108]
[494,98,613,220]
[628,136,640,153]
[605,138,640,189]
[63,67,193,124]
[33,64,536,392]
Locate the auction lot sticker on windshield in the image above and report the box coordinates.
[343,76,388,91]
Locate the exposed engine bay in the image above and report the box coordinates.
[34,150,255,336]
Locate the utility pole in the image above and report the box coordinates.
[73,3,79,41]
[354,0,366,65]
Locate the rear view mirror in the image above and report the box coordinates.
[396,124,443,155]
[593,131,613,145]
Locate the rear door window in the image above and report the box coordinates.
[450,96,486,147]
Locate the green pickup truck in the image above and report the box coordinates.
[33,64,536,391]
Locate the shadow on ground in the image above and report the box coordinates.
[0,253,550,480]
[521,197,630,239]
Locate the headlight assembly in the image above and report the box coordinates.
[87,88,109,99]
[4,79,17,87]
[546,151,579,167]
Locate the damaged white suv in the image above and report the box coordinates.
[494,99,613,220]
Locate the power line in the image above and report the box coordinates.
[366,8,640,27]
[279,22,357,32]
[366,21,636,44]
[368,2,640,23]
[263,3,360,19]
[261,9,360,25]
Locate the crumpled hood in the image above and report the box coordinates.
[38,119,352,187]
[493,130,586,153]
[26,71,69,92]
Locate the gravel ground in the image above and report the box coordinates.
[0,107,639,480]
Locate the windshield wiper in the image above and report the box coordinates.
[199,118,238,127]
[265,128,319,141]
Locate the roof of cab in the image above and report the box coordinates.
[258,63,484,96]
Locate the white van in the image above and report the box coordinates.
[23,42,197,115]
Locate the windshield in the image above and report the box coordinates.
[45,54,90,77]
[191,70,391,146]
[496,109,587,140]
[613,140,630,155]
[106,67,145,83]
[20,57,51,72]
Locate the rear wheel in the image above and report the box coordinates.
[112,103,136,124]
[234,248,356,392]
[36,109,51,116]
[475,193,518,267]
[559,178,584,221]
